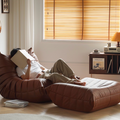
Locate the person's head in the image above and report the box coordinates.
[10,48,21,58]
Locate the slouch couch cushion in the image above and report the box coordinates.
[0,53,52,102]
[46,77,120,112]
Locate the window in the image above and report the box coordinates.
[44,0,120,40]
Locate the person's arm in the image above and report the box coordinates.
[40,66,46,70]
[21,59,31,79]
[36,62,48,71]
[28,47,47,71]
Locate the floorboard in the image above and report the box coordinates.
[0,95,120,120]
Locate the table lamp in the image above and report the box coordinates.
[111,32,120,47]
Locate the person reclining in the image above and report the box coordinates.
[10,48,86,86]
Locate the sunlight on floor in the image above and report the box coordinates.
[0,95,120,120]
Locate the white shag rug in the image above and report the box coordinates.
[0,113,56,120]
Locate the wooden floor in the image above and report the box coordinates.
[0,95,120,120]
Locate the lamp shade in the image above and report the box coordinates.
[111,32,120,42]
[111,32,120,47]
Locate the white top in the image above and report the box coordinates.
[16,61,47,79]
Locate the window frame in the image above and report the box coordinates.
[43,0,120,41]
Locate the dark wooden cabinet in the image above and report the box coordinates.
[89,52,120,74]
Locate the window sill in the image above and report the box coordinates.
[43,39,112,43]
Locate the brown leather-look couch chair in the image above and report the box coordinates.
[1,51,120,112]
[0,53,52,102]
[46,77,120,112]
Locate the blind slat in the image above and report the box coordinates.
[44,0,120,40]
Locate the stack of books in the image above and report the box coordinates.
[4,99,29,108]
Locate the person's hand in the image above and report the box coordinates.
[27,59,31,66]
[28,47,32,54]
[27,47,39,62]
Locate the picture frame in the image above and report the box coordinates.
[1,0,9,13]
[92,58,105,70]
[89,53,107,74]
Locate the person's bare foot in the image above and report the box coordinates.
[74,81,86,86]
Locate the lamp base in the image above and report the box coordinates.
[117,42,120,47]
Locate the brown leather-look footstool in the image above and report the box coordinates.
[0,53,52,103]
[46,77,120,112]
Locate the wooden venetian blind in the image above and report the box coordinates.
[110,0,120,40]
[44,0,120,40]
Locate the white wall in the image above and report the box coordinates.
[0,1,8,54]
[34,0,120,81]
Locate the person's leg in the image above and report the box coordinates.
[43,72,85,86]
[50,59,80,79]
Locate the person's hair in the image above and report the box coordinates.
[10,48,21,58]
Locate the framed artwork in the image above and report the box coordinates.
[92,58,105,70]
[89,53,107,74]
[1,0,9,13]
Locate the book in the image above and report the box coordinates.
[118,66,120,74]
[92,58,105,70]
[4,99,29,108]
[11,49,35,69]
[107,59,112,73]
